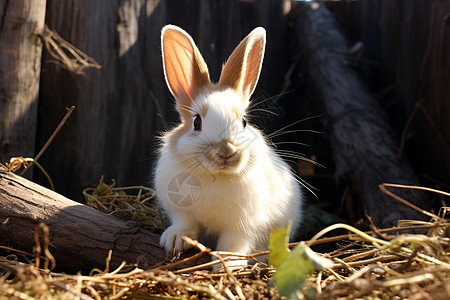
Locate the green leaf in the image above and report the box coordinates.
[268,222,291,267]
[303,243,334,270]
[272,241,333,299]
[272,244,314,300]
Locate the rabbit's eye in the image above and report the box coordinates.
[242,116,247,129]
[193,114,202,131]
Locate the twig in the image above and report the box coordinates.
[103,250,112,274]
[20,106,75,176]
[379,183,445,220]
[0,246,34,258]
[341,248,381,262]
[34,222,56,271]
[156,248,209,271]
[366,213,392,240]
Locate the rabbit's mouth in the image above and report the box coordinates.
[218,155,239,169]
[215,154,247,173]
[202,142,249,174]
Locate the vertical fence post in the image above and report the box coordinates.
[0,0,47,167]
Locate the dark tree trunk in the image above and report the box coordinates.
[0,165,166,273]
[290,2,430,228]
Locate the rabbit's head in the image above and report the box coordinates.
[161,25,266,176]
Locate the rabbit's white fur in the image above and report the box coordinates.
[155,25,302,268]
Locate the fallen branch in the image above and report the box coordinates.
[290,2,430,227]
[0,164,166,273]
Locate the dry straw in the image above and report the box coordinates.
[40,25,101,75]
[0,183,449,299]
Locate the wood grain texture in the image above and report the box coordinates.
[291,2,430,228]
[37,0,289,200]
[358,0,450,186]
[0,165,166,273]
[0,0,46,166]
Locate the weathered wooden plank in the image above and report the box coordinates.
[38,0,168,199]
[0,0,46,167]
[37,0,290,200]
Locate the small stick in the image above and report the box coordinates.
[380,183,450,197]
[341,248,380,263]
[0,245,34,258]
[379,183,444,220]
[34,222,56,271]
[366,213,392,240]
[103,250,113,274]
[156,248,210,271]
[21,106,75,176]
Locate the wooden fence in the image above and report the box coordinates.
[1,0,448,204]
[2,0,291,200]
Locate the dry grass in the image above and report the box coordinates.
[83,176,168,232]
[0,183,449,299]
[41,25,101,75]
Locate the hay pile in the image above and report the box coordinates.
[83,176,168,232]
[0,183,449,299]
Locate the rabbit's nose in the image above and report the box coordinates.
[216,141,237,159]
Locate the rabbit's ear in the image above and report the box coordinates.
[161,25,210,107]
[219,27,266,102]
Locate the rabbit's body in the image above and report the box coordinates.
[155,25,302,268]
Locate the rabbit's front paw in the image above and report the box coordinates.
[212,257,248,272]
[160,225,199,253]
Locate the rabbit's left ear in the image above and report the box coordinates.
[161,25,210,108]
[219,27,266,102]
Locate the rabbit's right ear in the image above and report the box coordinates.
[219,27,266,104]
[161,25,210,108]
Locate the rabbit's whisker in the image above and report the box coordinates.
[268,115,324,138]
[249,108,279,116]
[291,172,319,198]
[248,90,293,110]
[272,141,310,147]
[275,150,324,168]
[179,104,196,114]
[268,129,323,139]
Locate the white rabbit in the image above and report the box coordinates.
[155,25,302,269]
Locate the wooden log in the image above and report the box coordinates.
[0,164,166,273]
[290,2,430,228]
[0,0,46,166]
[357,0,450,186]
